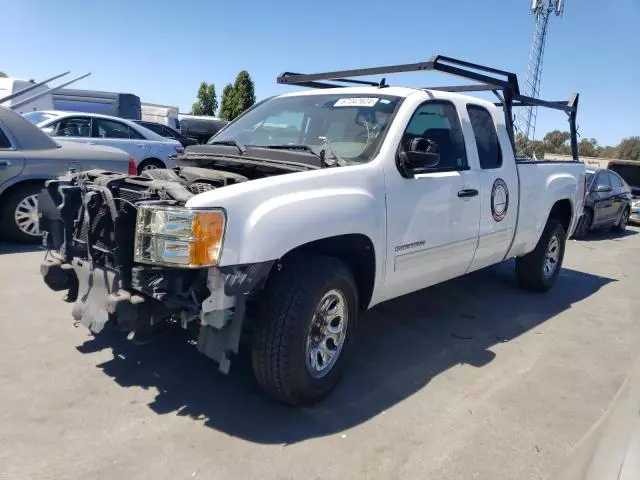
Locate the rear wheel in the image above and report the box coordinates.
[137,159,165,175]
[516,218,567,292]
[251,254,358,406]
[0,183,43,244]
[613,207,629,233]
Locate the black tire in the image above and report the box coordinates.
[0,183,43,244]
[572,209,592,240]
[612,207,630,233]
[251,253,358,406]
[137,158,165,175]
[516,218,567,292]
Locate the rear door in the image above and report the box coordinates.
[607,171,625,220]
[0,123,25,187]
[91,118,146,162]
[592,172,613,225]
[466,104,519,272]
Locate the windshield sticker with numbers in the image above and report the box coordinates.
[334,98,379,107]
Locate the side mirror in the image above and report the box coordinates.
[42,127,54,136]
[595,184,612,193]
[398,138,440,177]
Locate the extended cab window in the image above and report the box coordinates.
[401,101,467,171]
[54,117,91,137]
[467,105,502,169]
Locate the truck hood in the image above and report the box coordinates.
[183,144,323,170]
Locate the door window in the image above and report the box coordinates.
[608,172,622,189]
[161,126,176,138]
[0,126,11,148]
[467,105,502,169]
[401,101,467,171]
[54,117,91,137]
[595,172,611,188]
[94,118,135,139]
[128,126,144,140]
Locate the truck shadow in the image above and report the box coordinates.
[78,261,614,445]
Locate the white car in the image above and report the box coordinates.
[24,111,184,174]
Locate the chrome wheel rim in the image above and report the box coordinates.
[14,194,40,237]
[620,210,629,228]
[543,235,560,278]
[305,289,348,378]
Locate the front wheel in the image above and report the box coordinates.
[136,159,165,175]
[516,218,567,292]
[251,254,358,406]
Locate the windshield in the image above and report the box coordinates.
[22,111,59,125]
[209,94,402,163]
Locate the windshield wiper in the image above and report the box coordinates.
[258,144,319,156]
[208,139,246,154]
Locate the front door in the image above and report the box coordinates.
[383,100,480,301]
[466,104,519,272]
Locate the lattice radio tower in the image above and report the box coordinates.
[517,0,565,142]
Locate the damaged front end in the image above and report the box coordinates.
[38,168,272,373]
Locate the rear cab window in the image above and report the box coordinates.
[467,105,502,169]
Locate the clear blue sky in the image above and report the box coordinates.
[2,0,638,146]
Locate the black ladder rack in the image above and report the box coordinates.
[277,55,579,160]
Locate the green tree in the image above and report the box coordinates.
[515,133,545,159]
[0,72,7,78]
[578,138,599,158]
[231,70,255,119]
[543,130,571,154]
[616,136,640,161]
[218,84,236,121]
[597,145,617,158]
[191,82,218,116]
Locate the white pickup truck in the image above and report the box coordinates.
[38,56,586,405]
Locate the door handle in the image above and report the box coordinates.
[87,142,97,145]
[136,144,146,148]
[457,189,479,198]
[0,160,11,167]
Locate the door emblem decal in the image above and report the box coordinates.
[491,178,509,222]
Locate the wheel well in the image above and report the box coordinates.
[549,199,572,233]
[0,179,46,205]
[281,234,376,309]
[139,158,165,167]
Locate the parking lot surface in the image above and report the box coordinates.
[1,228,639,480]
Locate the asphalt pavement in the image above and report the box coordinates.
[1,227,639,480]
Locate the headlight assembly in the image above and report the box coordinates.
[134,206,226,268]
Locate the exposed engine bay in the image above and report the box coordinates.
[38,165,275,372]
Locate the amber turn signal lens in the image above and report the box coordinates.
[189,211,225,266]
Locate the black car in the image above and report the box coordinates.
[573,168,633,238]
[133,120,198,148]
